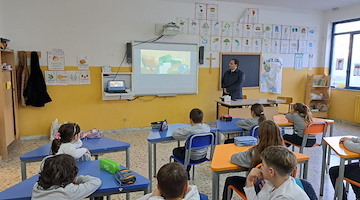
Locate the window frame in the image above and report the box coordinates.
[329,17,360,90]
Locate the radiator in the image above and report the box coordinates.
[354,95,360,123]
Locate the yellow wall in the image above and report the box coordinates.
[328,89,359,123]
[18,66,319,137]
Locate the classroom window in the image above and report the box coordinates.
[330,18,360,89]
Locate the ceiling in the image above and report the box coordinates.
[211,0,360,11]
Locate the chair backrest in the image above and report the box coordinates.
[250,125,259,138]
[184,132,216,166]
[304,121,328,136]
[199,193,209,200]
[277,96,293,104]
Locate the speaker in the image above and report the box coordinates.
[199,46,204,64]
[126,43,132,64]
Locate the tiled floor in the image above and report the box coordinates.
[0,121,359,199]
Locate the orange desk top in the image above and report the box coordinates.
[210,144,310,172]
[323,136,360,159]
[273,115,334,126]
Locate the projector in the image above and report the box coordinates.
[155,22,180,36]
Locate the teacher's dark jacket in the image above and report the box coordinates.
[221,68,245,100]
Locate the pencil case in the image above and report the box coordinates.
[100,158,120,174]
[234,136,257,146]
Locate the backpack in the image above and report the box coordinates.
[80,128,101,139]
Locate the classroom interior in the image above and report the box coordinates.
[1,0,360,199]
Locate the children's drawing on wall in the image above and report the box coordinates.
[253,24,263,38]
[176,18,188,34]
[232,38,241,52]
[210,37,221,52]
[299,27,308,40]
[280,40,289,54]
[68,71,80,85]
[354,64,360,76]
[242,38,252,52]
[263,24,272,38]
[307,40,315,53]
[294,53,304,70]
[48,49,65,71]
[252,39,262,53]
[222,22,233,37]
[77,56,89,70]
[307,27,316,40]
[211,21,221,36]
[56,71,68,85]
[243,24,253,38]
[272,25,281,39]
[298,40,307,53]
[206,4,218,20]
[188,19,199,35]
[45,71,57,85]
[262,38,271,53]
[281,25,290,40]
[289,40,298,54]
[199,36,210,51]
[195,3,206,20]
[260,56,283,94]
[336,58,344,70]
[200,20,211,36]
[238,8,249,23]
[271,39,280,54]
[233,23,243,37]
[221,37,232,52]
[247,8,259,24]
[79,71,91,84]
[308,54,314,70]
[290,26,300,40]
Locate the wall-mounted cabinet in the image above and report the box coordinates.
[305,74,331,118]
[101,72,134,100]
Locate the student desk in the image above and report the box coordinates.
[320,136,360,200]
[20,137,130,181]
[216,99,285,120]
[0,160,150,200]
[216,118,244,143]
[210,144,310,200]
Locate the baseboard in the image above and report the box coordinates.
[334,119,360,127]
[20,135,49,141]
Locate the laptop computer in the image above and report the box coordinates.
[105,80,127,93]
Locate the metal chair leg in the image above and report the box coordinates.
[192,166,195,180]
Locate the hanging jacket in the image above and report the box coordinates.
[24,51,52,107]
[16,51,30,106]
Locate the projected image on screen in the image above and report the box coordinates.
[141,50,191,74]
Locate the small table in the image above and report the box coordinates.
[20,137,130,181]
[210,144,310,200]
[0,160,150,200]
[216,118,244,144]
[320,136,360,200]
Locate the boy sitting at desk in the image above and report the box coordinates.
[172,108,211,176]
[244,146,309,200]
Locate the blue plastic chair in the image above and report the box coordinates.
[170,132,216,180]
[250,125,259,138]
[199,193,209,200]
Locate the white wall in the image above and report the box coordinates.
[0,0,324,67]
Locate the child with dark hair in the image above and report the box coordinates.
[137,162,200,200]
[244,146,309,200]
[32,154,101,200]
[51,123,91,161]
[172,108,211,174]
[283,103,315,147]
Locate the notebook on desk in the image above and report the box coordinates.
[105,80,127,93]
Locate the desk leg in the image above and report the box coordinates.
[212,172,219,200]
[126,193,129,200]
[303,160,308,180]
[320,142,327,196]
[94,155,99,160]
[216,131,220,144]
[126,148,130,168]
[178,141,180,147]
[154,144,157,177]
[336,158,345,200]
[327,124,334,166]
[148,142,152,192]
[21,161,27,181]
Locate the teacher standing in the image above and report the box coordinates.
[221,59,245,100]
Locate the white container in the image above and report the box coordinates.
[223,95,231,102]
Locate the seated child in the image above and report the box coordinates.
[222,120,284,200]
[137,162,200,200]
[172,108,211,173]
[225,103,266,143]
[51,123,91,161]
[329,136,360,200]
[283,103,315,147]
[244,146,309,200]
[32,154,101,200]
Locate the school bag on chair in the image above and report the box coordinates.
[80,128,101,139]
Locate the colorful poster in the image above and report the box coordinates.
[271,39,280,54]
[299,27,308,40]
[45,71,57,85]
[79,70,91,84]
[242,38,252,52]
[206,4,218,20]
[233,23,243,37]
[307,27,316,40]
[290,26,300,40]
[294,53,304,70]
[222,21,233,37]
[281,25,290,39]
[252,39,262,53]
[199,20,211,36]
[232,38,242,52]
[280,40,290,54]
[307,40,315,53]
[260,56,283,94]
[289,40,298,53]
[243,24,253,38]
[199,36,210,51]
[298,40,307,53]
[253,24,263,38]
[263,24,272,38]
[176,18,188,34]
[221,37,232,52]
[68,71,80,85]
[211,21,221,36]
[188,19,200,35]
[56,71,68,85]
[336,58,344,70]
[210,36,221,52]
[262,38,271,53]
[77,56,89,70]
[247,8,259,24]
[195,3,206,20]
[48,49,65,71]
[272,24,281,39]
